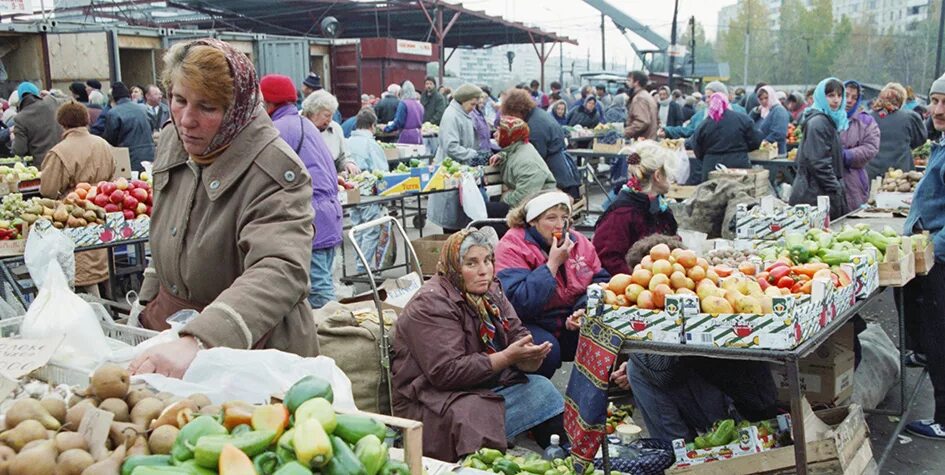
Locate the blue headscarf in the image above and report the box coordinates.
[843,80,863,119]
[810,77,849,131]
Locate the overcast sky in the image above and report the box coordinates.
[450,0,738,66]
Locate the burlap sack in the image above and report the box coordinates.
[314,301,395,414]
[683,180,753,238]
[721,192,761,240]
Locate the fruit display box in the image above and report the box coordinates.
[669,418,788,470]
[592,138,625,154]
[876,243,915,287]
[585,285,685,344]
[914,234,935,276]
[35,211,149,248]
[396,144,428,158]
[377,171,422,196]
[734,198,829,240]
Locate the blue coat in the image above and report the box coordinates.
[905,140,945,262]
[102,98,154,171]
[527,107,581,189]
[756,105,790,154]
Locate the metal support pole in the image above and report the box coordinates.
[559,41,564,86]
[690,16,696,76]
[668,0,679,90]
[600,13,606,70]
[936,0,945,77]
[436,6,444,87]
[743,0,750,87]
[540,41,546,90]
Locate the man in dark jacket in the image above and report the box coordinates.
[374,84,401,124]
[12,82,63,167]
[144,84,170,132]
[420,76,447,125]
[102,82,155,171]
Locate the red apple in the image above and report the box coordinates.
[145,205,152,215]
[131,188,148,202]
[146,193,153,205]
[104,203,120,213]
[131,179,149,190]
[93,194,109,207]
[135,203,147,215]
[116,177,129,190]
[109,189,125,204]
[100,182,117,195]
[122,195,139,210]
[96,180,108,189]
[122,209,135,220]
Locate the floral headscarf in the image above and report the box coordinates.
[436,230,508,354]
[707,92,730,123]
[172,38,261,158]
[758,85,780,118]
[497,116,530,148]
[871,83,907,117]
[810,77,849,131]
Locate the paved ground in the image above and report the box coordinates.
[337,189,945,473]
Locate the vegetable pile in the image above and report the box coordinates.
[913,140,931,167]
[757,226,916,264]
[880,169,922,193]
[684,419,782,452]
[463,449,609,475]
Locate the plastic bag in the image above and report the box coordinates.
[852,323,900,410]
[459,172,487,221]
[673,148,690,185]
[24,220,76,289]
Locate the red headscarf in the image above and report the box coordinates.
[497,116,530,149]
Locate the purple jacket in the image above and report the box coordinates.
[839,110,880,211]
[472,108,493,153]
[271,104,343,249]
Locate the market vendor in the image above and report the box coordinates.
[592,141,679,276]
[39,101,116,296]
[690,91,761,183]
[391,229,566,462]
[903,73,945,440]
[129,38,317,378]
[382,81,424,145]
[495,191,609,378]
[789,78,849,219]
[751,85,790,154]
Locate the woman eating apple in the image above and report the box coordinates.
[494,190,610,378]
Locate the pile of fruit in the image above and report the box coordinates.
[755,260,851,295]
[786,149,797,161]
[376,142,396,150]
[21,197,107,230]
[421,122,439,135]
[704,248,757,268]
[658,139,686,150]
[914,140,931,167]
[786,123,802,145]
[463,449,606,475]
[390,159,424,174]
[880,168,923,193]
[0,162,40,185]
[754,141,778,156]
[756,226,913,264]
[74,178,153,221]
[683,419,781,453]
[605,404,634,434]
[0,364,408,475]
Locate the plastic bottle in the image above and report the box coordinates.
[543,434,566,460]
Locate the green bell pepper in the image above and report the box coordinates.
[835,227,862,243]
[174,461,216,475]
[693,435,708,450]
[334,414,388,446]
[273,462,314,475]
[231,424,253,436]
[379,460,410,475]
[789,245,810,264]
[864,230,891,253]
[323,436,367,475]
[821,250,851,266]
[354,435,387,475]
[493,459,521,475]
[476,448,503,464]
[171,416,229,462]
[463,457,489,471]
[284,375,334,414]
[277,429,297,464]
[253,452,281,475]
[131,467,192,475]
[522,459,553,474]
[123,456,173,475]
[193,430,277,468]
[705,419,735,447]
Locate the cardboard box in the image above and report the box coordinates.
[337,188,360,205]
[592,138,624,154]
[734,197,830,240]
[339,272,423,314]
[396,144,428,158]
[111,147,131,179]
[383,148,400,161]
[411,234,451,275]
[772,324,855,406]
[585,285,686,344]
[33,212,149,249]
[377,172,421,196]
[748,147,779,160]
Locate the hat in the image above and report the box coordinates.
[691,92,703,100]
[260,74,298,105]
[69,82,86,97]
[302,73,322,91]
[705,81,728,95]
[931,73,945,97]
[110,82,130,101]
[524,191,571,223]
[16,82,39,99]
[452,83,483,104]
[86,79,102,90]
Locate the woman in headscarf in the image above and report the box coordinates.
[867,82,928,179]
[839,80,880,211]
[690,92,761,183]
[495,191,609,378]
[392,229,565,462]
[565,96,601,128]
[491,116,556,212]
[129,38,317,377]
[382,80,425,145]
[790,77,849,219]
[603,93,628,124]
[752,85,790,154]
[592,141,679,276]
[428,84,490,233]
[549,99,568,125]
[471,93,494,154]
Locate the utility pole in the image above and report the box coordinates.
[743,0,751,88]
[689,16,696,76]
[668,0,679,90]
[601,13,606,70]
[936,0,945,77]
[559,41,564,86]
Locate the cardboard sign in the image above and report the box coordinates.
[111,147,132,179]
[379,273,423,310]
[0,335,65,378]
[79,407,114,461]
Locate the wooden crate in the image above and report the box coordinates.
[749,147,779,160]
[668,405,872,475]
[913,232,935,276]
[592,138,625,154]
[878,244,915,287]
[707,168,770,198]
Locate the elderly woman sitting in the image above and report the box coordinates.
[495,191,609,378]
[488,116,557,221]
[392,230,566,462]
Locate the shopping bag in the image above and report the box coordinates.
[459,172,487,221]
[673,148,690,185]
[23,219,76,289]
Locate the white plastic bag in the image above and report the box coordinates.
[24,220,76,288]
[133,348,357,409]
[673,148,690,185]
[459,172,487,221]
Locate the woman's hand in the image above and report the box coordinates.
[565,308,585,331]
[490,335,551,372]
[547,235,573,275]
[128,336,201,379]
[344,162,362,175]
[611,361,630,390]
[488,153,502,166]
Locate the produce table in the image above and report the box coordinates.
[612,288,888,475]
[749,157,796,187]
[387,154,434,166]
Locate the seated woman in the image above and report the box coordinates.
[392,230,566,462]
[593,141,679,276]
[495,191,609,378]
[490,116,557,217]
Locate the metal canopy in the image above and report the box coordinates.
[45,1,577,49]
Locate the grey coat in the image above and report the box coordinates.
[104,98,155,171]
[429,100,481,230]
[867,108,927,179]
[790,110,847,219]
[13,95,63,167]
